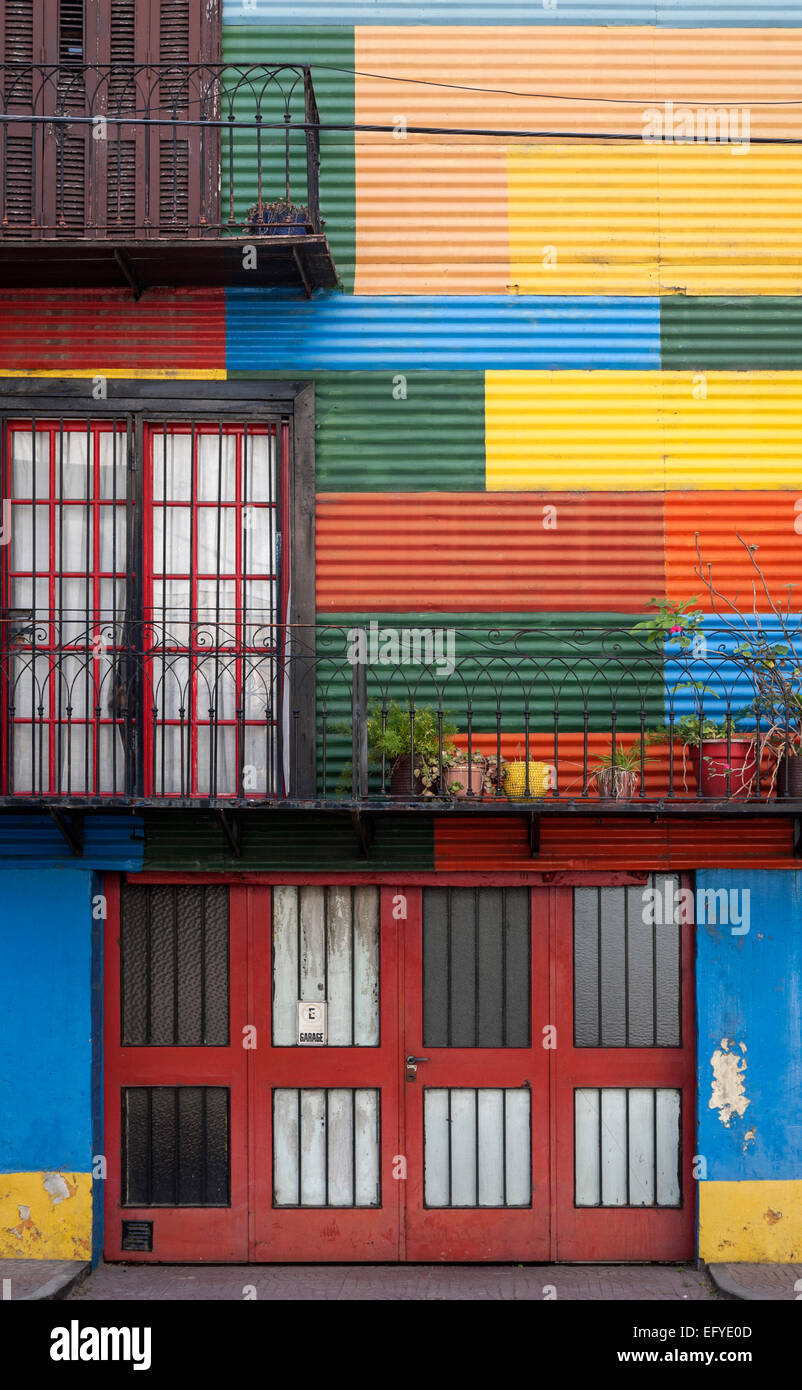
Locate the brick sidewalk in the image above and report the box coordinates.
[68,1262,720,1301]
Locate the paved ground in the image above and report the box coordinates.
[709,1262,802,1301]
[0,1259,89,1301]
[68,1261,721,1301]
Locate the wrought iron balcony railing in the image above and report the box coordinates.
[0,63,337,291]
[2,620,802,813]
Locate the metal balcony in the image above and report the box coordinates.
[2,621,801,818]
[0,63,337,293]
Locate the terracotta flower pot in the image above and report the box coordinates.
[696,738,756,799]
[595,767,639,801]
[445,761,484,798]
[389,754,438,797]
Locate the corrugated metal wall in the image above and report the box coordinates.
[3,9,802,869]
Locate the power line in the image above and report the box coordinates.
[307,60,802,108]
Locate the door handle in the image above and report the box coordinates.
[405,1055,429,1080]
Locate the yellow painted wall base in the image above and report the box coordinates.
[0,1172,92,1261]
[699,1181,802,1263]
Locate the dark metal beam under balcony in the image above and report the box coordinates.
[0,235,337,293]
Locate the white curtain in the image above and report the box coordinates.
[9,428,127,795]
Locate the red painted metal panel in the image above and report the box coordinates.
[316,492,666,612]
[0,289,226,372]
[434,816,799,871]
[551,884,696,1261]
[665,491,802,610]
[402,886,550,1261]
[103,877,250,1262]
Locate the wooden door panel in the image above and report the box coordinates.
[249,885,402,1262]
[402,887,551,1262]
[551,881,696,1261]
[103,878,249,1262]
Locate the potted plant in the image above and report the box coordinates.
[634,541,802,799]
[502,757,552,802]
[244,199,311,236]
[365,700,456,798]
[442,749,487,799]
[646,713,757,798]
[589,743,644,801]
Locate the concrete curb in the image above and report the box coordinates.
[707,1263,787,1302]
[23,1262,91,1302]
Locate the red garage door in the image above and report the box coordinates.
[104,877,694,1262]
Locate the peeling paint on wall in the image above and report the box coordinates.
[0,1172,91,1260]
[709,1038,751,1127]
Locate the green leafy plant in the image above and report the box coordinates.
[588,742,646,799]
[593,742,646,771]
[630,597,705,651]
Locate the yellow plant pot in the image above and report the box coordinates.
[503,760,551,801]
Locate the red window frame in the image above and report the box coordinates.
[1,417,130,797]
[141,419,289,800]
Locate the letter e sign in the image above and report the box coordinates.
[297,1001,328,1046]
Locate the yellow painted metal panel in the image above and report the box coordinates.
[0,1172,92,1261]
[508,145,802,297]
[699,1180,802,1262]
[354,136,510,294]
[486,370,802,491]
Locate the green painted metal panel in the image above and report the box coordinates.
[227,370,486,490]
[142,811,434,872]
[222,26,355,292]
[316,613,666,795]
[661,297,802,369]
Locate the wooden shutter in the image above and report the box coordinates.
[1,1,56,236]
[1,0,220,239]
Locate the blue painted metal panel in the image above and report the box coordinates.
[224,2,802,25]
[696,869,802,1181]
[0,870,95,1172]
[665,616,802,725]
[226,290,660,371]
[0,815,144,870]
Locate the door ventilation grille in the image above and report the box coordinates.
[121,1220,153,1252]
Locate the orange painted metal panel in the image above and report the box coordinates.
[434,815,798,872]
[450,732,700,802]
[354,26,802,142]
[665,491,802,608]
[316,492,665,611]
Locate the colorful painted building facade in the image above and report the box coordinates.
[0,0,800,1266]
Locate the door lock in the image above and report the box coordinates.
[405,1055,429,1081]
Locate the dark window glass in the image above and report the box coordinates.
[573,877,681,1048]
[121,1086,230,1207]
[121,884,229,1046]
[423,887,530,1048]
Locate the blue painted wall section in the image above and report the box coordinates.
[0,870,96,1174]
[696,869,802,1182]
[0,815,144,869]
[225,290,661,371]
[223,2,802,26]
